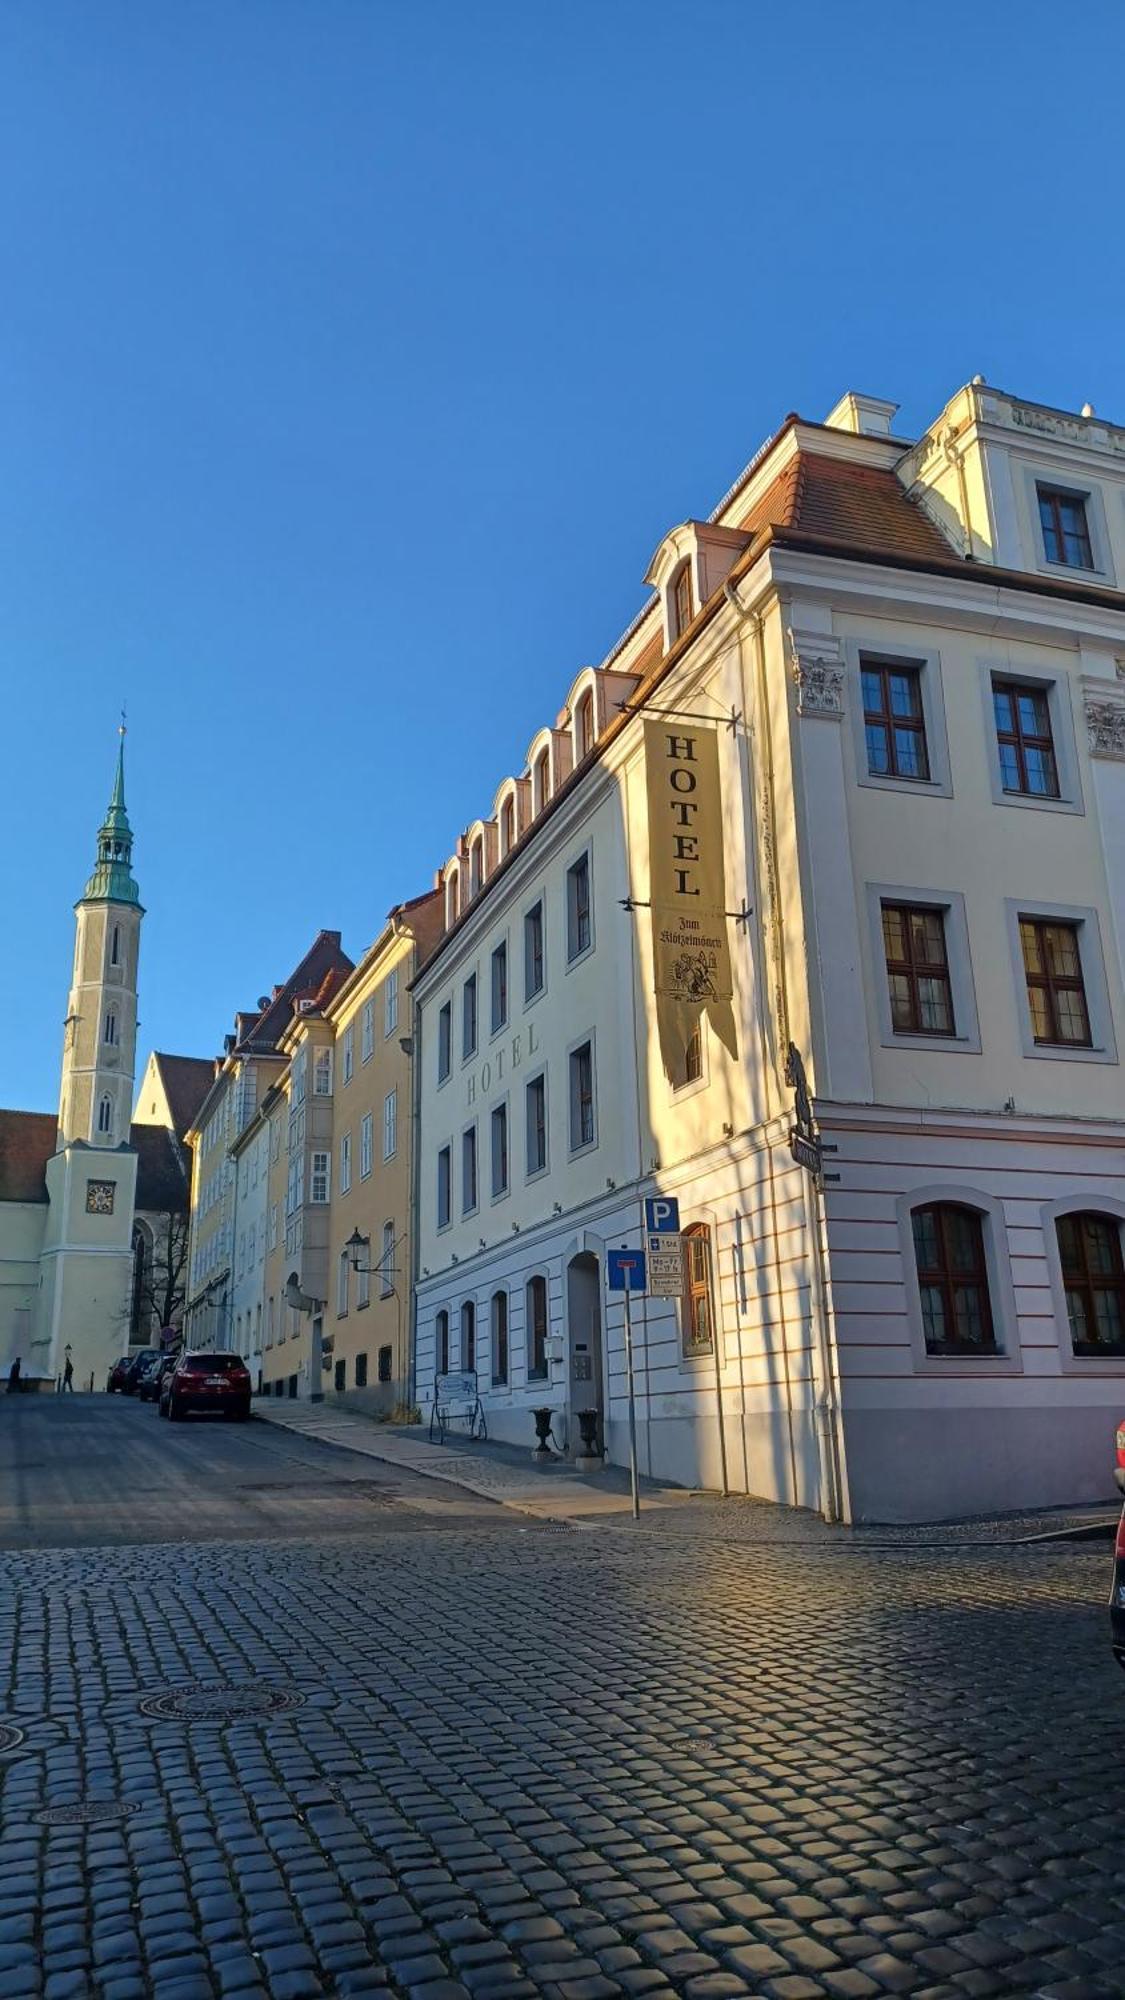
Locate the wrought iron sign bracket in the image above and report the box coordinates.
[617,700,743,735]
[620,895,752,931]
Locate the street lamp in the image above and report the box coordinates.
[346,1227,406,1411]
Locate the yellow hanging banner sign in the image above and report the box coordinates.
[643,720,738,1078]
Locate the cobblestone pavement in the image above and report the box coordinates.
[2,1400,1125,1999]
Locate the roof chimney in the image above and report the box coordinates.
[824,391,899,438]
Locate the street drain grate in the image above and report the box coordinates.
[0,1724,26,1754]
[34,1801,140,1825]
[138,1682,307,1723]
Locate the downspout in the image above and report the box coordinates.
[406,974,424,1416]
[724,578,842,1524]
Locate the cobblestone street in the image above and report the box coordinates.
[1,1399,1124,2000]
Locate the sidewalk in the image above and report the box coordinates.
[253,1401,699,1525]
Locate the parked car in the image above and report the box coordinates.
[106,1356,132,1393]
[145,1354,179,1406]
[120,1348,159,1395]
[1115,1421,1125,1495]
[161,1351,252,1422]
[135,1353,167,1402]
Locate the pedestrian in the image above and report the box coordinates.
[62,1346,74,1393]
[6,1356,21,1395]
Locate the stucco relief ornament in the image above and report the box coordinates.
[790,648,846,717]
[1085,694,1125,760]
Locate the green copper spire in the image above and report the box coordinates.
[83,723,140,904]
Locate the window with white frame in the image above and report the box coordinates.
[491,940,508,1033]
[384,968,399,1037]
[314,1047,333,1095]
[286,1154,304,1216]
[437,1001,452,1083]
[361,1000,374,1063]
[381,1220,395,1297]
[526,1072,547,1177]
[383,1087,397,1160]
[566,852,592,962]
[568,1040,595,1151]
[491,1101,509,1198]
[524,901,545,1001]
[437,1146,451,1229]
[360,1111,373,1179]
[337,1248,350,1317]
[342,1026,354,1084]
[462,973,478,1060]
[311,1151,330,1203]
[340,1131,352,1194]
[462,1124,478,1214]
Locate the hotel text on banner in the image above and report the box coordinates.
[643,720,738,1079]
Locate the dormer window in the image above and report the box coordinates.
[576,689,595,761]
[1037,484,1093,570]
[533,748,551,814]
[446,866,461,928]
[469,837,483,896]
[500,794,516,857]
[672,561,694,639]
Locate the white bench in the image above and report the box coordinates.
[429,1370,486,1445]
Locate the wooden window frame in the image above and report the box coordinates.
[491,940,508,1033]
[567,853,592,961]
[672,561,693,639]
[911,1203,997,1357]
[1058,1212,1125,1357]
[576,689,595,760]
[526,1275,548,1381]
[491,1290,509,1385]
[861,661,929,782]
[1019,917,1091,1047]
[1037,483,1094,570]
[435,1309,449,1376]
[461,1299,476,1373]
[681,1223,716,1357]
[993,680,1060,798]
[881,903,955,1037]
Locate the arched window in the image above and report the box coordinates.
[1057,1212,1125,1356]
[672,560,694,640]
[446,867,461,928]
[576,689,595,761]
[911,1204,995,1355]
[435,1308,450,1376]
[533,747,551,814]
[500,794,516,856]
[461,1299,476,1373]
[526,1275,548,1381]
[97,1093,114,1138]
[491,1290,509,1385]
[469,838,483,896]
[682,1223,715,1356]
[110,924,121,967]
[104,1011,118,1046]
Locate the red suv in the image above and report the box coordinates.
[161,1351,252,1423]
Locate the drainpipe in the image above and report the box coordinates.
[406,983,424,1415]
[724,578,842,1524]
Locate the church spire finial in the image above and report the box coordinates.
[82,723,140,905]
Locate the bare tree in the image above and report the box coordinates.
[126,1212,189,1341]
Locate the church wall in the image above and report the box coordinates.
[38,1146,138,1388]
[0,1202,47,1375]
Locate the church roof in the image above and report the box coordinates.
[0,1111,55,1203]
[148,1053,215,1140]
[130,1123,189,1214]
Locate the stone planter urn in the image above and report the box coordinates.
[576,1408,601,1457]
[531,1406,555,1455]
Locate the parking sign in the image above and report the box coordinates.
[644,1196,681,1235]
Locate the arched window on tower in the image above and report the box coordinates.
[104,1011,118,1046]
[97,1094,114,1138]
[111,924,121,967]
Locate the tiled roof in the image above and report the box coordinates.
[241,932,355,1052]
[741,449,956,563]
[150,1054,215,1140]
[131,1123,190,1214]
[0,1110,55,1203]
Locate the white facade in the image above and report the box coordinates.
[415,379,1125,1522]
[229,1114,269,1386]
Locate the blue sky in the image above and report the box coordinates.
[3,0,1123,1111]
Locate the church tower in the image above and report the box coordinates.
[37,729,143,1386]
[57,727,143,1149]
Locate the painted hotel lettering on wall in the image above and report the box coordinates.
[643,721,738,1075]
[466,1022,538,1105]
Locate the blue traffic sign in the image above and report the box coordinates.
[607,1248,647,1292]
[644,1196,681,1235]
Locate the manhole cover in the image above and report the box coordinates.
[0,1724,26,1754]
[138,1682,306,1722]
[34,1800,140,1825]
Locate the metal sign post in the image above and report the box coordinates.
[607,1248,647,1521]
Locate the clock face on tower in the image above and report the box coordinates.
[86,1179,116,1215]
